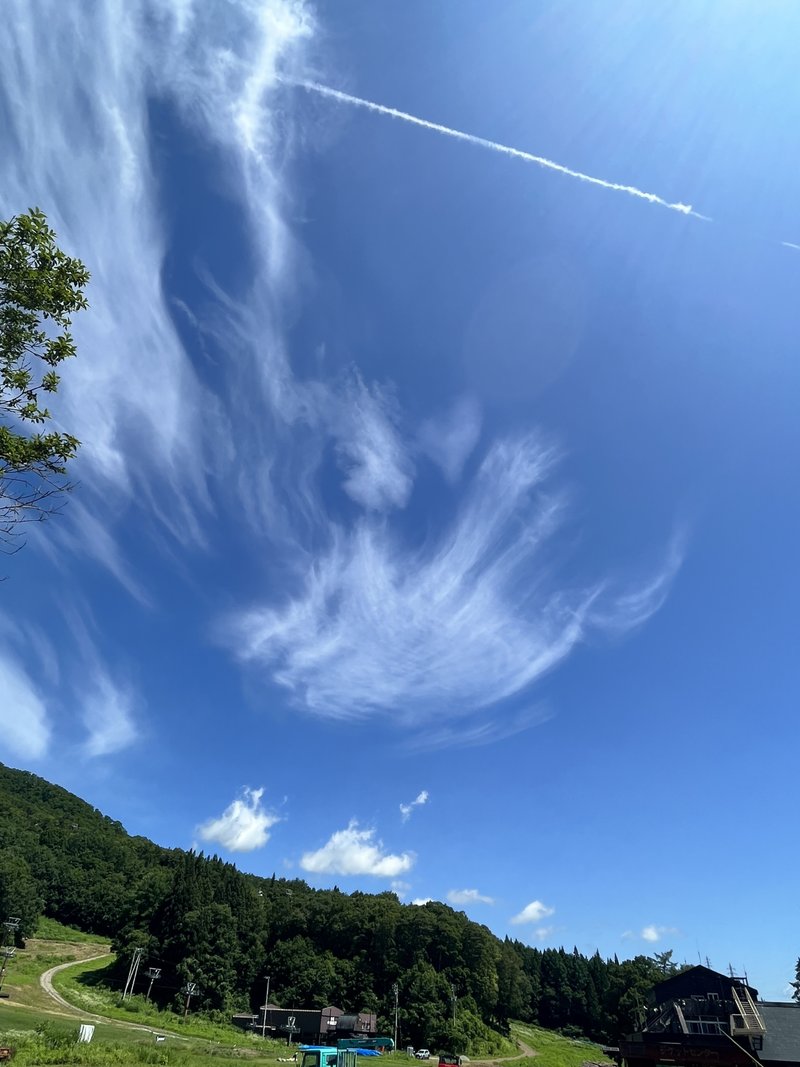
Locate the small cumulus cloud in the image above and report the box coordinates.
[447,888,495,906]
[411,898,433,906]
[623,925,680,943]
[642,924,680,943]
[534,926,555,940]
[391,880,411,898]
[198,787,280,852]
[511,900,555,925]
[300,820,414,878]
[400,789,429,821]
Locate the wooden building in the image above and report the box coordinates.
[616,966,800,1067]
[241,1004,378,1045]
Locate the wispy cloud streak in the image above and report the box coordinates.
[0,652,51,760]
[0,0,314,580]
[81,672,138,758]
[293,80,699,217]
[448,888,494,905]
[230,435,681,725]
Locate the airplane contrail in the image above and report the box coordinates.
[294,79,702,219]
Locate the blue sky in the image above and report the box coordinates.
[2,0,800,1000]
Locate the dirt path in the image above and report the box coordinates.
[37,953,187,1040]
[468,1036,537,1066]
[39,952,113,1018]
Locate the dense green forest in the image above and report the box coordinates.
[0,763,675,1048]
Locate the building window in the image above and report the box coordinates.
[687,1020,723,1036]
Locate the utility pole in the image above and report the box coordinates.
[392,983,399,1050]
[183,981,198,1019]
[0,917,20,997]
[145,967,161,1002]
[123,947,144,1000]
[450,984,457,1026]
[261,975,271,1039]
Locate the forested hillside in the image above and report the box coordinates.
[0,763,673,1047]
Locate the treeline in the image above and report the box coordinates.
[0,763,674,1047]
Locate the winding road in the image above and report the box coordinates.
[39,951,113,1019]
[37,952,189,1040]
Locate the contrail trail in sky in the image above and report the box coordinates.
[294,79,703,219]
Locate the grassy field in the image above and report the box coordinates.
[510,1023,611,1067]
[1,935,112,1015]
[51,958,286,1049]
[35,918,112,946]
[0,927,288,1066]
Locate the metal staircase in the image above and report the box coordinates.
[730,985,766,1036]
[673,1001,690,1035]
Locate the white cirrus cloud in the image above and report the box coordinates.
[409,706,552,751]
[447,888,495,906]
[0,0,314,580]
[400,789,429,821]
[391,880,411,898]
[335,377,414,512]
[81,673,139,758]
[229,435,682,729]
[300,820,414,878]
[418,396,482,483]
[0,652,51,760]
[198,787,280,853]
[511,900,555,925]
[1,2,685,775]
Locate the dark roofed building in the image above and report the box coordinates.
[614,966,800,1067]
[251,1005,341,1044]
[649,967,759,1008]
[337,1013,378,1039]
[244,1004,377,1046]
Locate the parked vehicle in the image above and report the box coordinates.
[415,1051,431,1060]
[301,1048,338,1067]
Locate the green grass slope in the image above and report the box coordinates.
[511,1022,612,1067]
